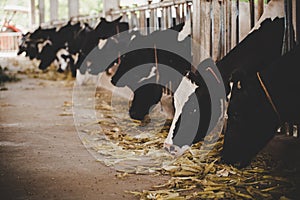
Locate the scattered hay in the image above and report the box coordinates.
[73,85,295,200]
[18,64,74,82]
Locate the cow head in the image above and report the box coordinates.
[17,32,31,55]
[129,84,163,120]
[95,16,129,39]
[222,78,279,167]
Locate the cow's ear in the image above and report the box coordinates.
[170,22,185,32]
[113,16,122,23]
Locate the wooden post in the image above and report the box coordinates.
[192,0,200,66]
[30,0,36,27]
[68,0,79,19]
[257,0,264,20]
[175,5,180,24]
[149,9,155,33]
[38,0,45,25]
[139,10,147,35]
[50,0,58,23]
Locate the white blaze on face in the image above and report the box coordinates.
[56,48,69,71]
[165,75,199,145]
[98,39,108,50]
[138,66,156,83]
[178,18,191,41]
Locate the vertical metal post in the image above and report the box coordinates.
[249,0,255,29]
[38,0,45,25]
[226,0,232,53]
[68,0,79,19]
[296,0,300,44]
[50,0,58,23]
[209,0,213,58]
[217,0,225,61]
[236,0,239,44]
[30,0,36,27]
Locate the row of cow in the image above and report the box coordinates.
[17,16,129,78]
[18,0,299,167]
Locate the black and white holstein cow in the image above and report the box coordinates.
[37,21,85,74]
[222,44,300,167]
[17,26,57,60]
[111,16,285,152]
[75,16,129,84]
[164,17,285,156]
[110,22,192,120]
[17,20,88,76]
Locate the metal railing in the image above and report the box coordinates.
[0,32,22,52]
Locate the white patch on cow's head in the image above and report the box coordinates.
[138,66,157,83]
[37,40,52,53]
[56,48,70,71]
[164,74,198,146]
[98,39,108,50]
[178,18,191,41]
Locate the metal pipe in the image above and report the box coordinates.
[236,0,239,44]
[249,0,255,29]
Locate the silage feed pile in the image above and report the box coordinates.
[72,85,295,200]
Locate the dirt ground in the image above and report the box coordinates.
[0,76,168,200]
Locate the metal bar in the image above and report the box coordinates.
[175,4,181,23]
[209,0,213,57]
[181,4,185,22]
[236,0,239,44]
[217,0,225,61]
[227,0,232,52]
[109,0,192,15]
[38,0,45,25]
[249,0,255,29]
[297,0,300,44]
